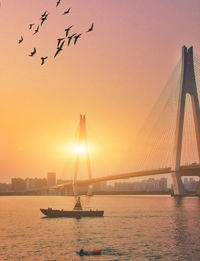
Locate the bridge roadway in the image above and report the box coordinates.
[55,164,200,189]
[23,164,200,193]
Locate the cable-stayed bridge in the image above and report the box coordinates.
[25,46,200,196]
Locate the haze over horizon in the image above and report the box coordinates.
[0,0,200,183]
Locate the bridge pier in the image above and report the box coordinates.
[87,185,93,196]
[171,172,185,196]
[73,184,79,196]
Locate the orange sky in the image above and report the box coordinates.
[0,0,200,182]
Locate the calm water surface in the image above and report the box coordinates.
[0,195,200,261]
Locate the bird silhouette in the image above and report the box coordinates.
[63,8,71,15]
[74,34,81,45]
[41,17,46,26]
[41,56,48,65]
[54,40,65,58]
[41,11,47,17]
[29,24,34,30]
[33,26,39,35]
[57,38,65,48]
[86,23,94,33]
[56,0,61,7]
[29,48,36,56]
[18,36,23,44]
[65,25,73,37]
[67,33,77,46]
[41,14,48,26]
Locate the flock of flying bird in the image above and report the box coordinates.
[18,0,94,65]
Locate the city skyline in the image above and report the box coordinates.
[0,0,200,182]
[1,174,170,193]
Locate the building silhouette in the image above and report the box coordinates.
[114,178,168,192]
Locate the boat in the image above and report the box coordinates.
[77,249,102,256]
[40,197,104,218]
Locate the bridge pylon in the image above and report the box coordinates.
[73,114,93,196]
[172,46,200,196]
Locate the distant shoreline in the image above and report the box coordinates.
[0,190,198,197]
[0,190,177,196]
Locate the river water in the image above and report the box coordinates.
[0,195,200,261]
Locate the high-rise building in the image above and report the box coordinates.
[114,178,168,192]
[183,177,198,192]
[25,178,47,190]
[25,178,36,190]
[47,172,56,186]
[0,183,11,192]
[12,178,26,191]
[184,178,188,185]
[57,179,71,185]
[35,178,47,188]
[159,178,168,191]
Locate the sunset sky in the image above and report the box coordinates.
[0,0,200,182]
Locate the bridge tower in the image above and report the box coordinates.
[172,46,200,195]
[73,114,92,196]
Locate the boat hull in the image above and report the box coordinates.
[40,208,104,218]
